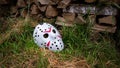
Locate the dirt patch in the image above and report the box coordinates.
[49,58,90,68]
[40,48,90,68]
[0,49,40,68]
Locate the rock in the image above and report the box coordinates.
[57,0,71,8]
[75,14,86,24]
[40,6,47,12]
[85,0,96,3]
[92,24,116,33]
[38,0,50,5]
[10,6,18,14]
[55,16,74,27]
[112,0,120,4]
[31,4,40,15]
[38,0,61,5]
[0,0,9,5]
[98,16,116,26]
[51,0,61,4]
[55,12,76,26]
[62,12,75,22]
[45,5,58,18]
[17,0,26,8]
[63,5,118,15]
[99,0,120,4]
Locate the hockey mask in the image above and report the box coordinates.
[33,23,64,52]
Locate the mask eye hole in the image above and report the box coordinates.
[43,33,49,38]
[52,29,56,33]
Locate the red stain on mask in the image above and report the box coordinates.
[47,41,50,47]
[44,27,52,33]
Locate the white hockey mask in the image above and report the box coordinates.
[33,23,64,52]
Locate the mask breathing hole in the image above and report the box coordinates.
[43,33,49,38]
[52,29,56,33]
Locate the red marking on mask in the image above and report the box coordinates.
[44,27,52,33]
[47,41,50,47]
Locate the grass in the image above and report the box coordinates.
[60,24,120,68]
[0,17,120,68]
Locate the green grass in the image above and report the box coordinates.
[0,18,120,68]
[0,19,49,68]
[60,24,120,68]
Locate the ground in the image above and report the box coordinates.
[0,17,120,68]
